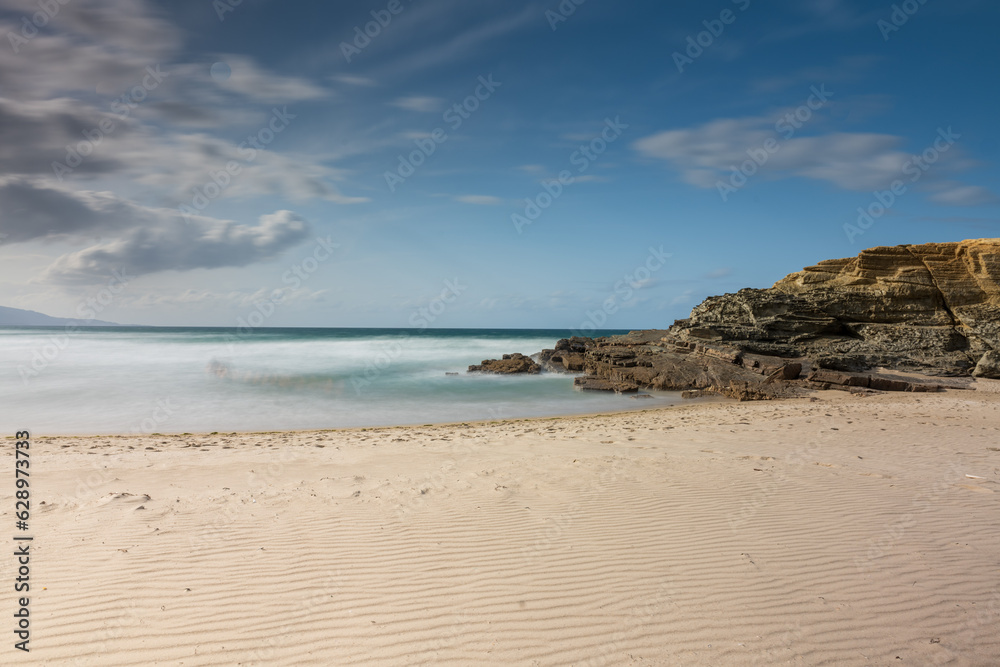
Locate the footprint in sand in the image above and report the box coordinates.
[97,492,152,508]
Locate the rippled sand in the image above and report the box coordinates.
[8,385,1000,665]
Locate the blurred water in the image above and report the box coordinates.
[0,327,685,434]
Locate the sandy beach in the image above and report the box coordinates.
[6,387,1000,666]
[4,0,998,663]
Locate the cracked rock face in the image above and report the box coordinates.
[672,239,1000,377]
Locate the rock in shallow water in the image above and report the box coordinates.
[468,353,540,374]
[573,376,639,393]
[538,337,594,372]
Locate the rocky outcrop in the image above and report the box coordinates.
[575,330,803,400]
[558,239,1000,399]
[670,239,1000,378]
[468,353,540,374]
[538,336,594,372]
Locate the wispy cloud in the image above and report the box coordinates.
[370,5,537,78]
[927,182,999,206]
[762,0,883,42]
[704,268,733,279]
[749,56,882,94]
[333,75,378,87]
[454,194,502,205]
[124,287,329,310]
[210,54,329,103]
[391,96,445,112]
[0,0,365,291]
[633,112,977,194]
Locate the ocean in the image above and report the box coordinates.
[1,327,685,435]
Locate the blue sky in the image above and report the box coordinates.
[1,0,998,327]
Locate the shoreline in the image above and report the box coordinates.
[9,391,732,439]
[9,385,990,444]
[15,378,998,439]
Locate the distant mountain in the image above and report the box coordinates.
[0,305,119,327]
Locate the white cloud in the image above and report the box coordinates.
[926,182,999,206]
[0,178,140,242]
[749,57,883,94]
[704,268,733,279]
[0,0,370,293]
[391,96,445,112]
[333,75,377,87]
[454,195,502,205]
[669,290,696,306]
[131,133,369,205]
[125,287,329,310]
[211,54,328,103]
[0,96,366,205]
[370,5,536,78]
[761,0,882,42]
[41,207,311,284]
[0,180,314,284]
[633,113,975,193]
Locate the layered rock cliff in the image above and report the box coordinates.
[560,239,1000,397]
[672,239,1000,377]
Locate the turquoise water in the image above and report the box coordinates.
[0,327,684,434]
